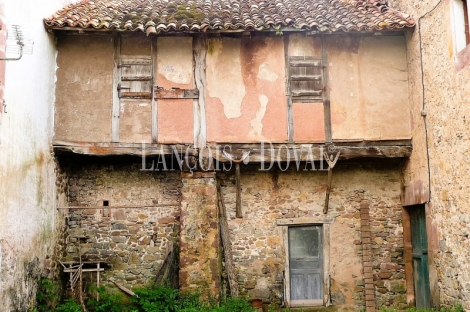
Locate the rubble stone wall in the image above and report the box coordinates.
[62,160,181,288]
[217,160,406,310]
[60,158,407,310]
[390,0,470,308]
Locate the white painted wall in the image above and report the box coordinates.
[0,0,76,310]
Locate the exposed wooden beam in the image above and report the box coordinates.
[155,88,199,99]
[53,140,412,160]
[210,141,412,162]
[57,203,180,209]
[53,141,198,157]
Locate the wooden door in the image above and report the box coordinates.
[410,207,431,309]
[288,225,323,306]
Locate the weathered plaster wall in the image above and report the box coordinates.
[206,37,288,143]
[53,33,411,145]
[157,37,194,144]
[391,0,470,308]
[62,159,181,288]
[120,35,153,143]
[289,34,326,142]
[55,35,114,142]
[0,0,77,310]
[217,161,406,310]
[327,35,411,141]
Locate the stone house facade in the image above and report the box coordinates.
[41,0,419,310]
[390,0,470,309]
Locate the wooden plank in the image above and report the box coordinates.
[155,88,199,99]
[323,169,333,214]
[63,268,104,273]
[53,141,198,156]
[290,75,322,81]
[119,91,152,99]
[112,34,121,143]
[290,60,322,67]
[292,91,322,97]
[52,141,411,159]
[217,184,239,297]
[276,217,334,226]
[322,36,332,143]
[193,37,208,149]
[210,144,412,162]
[57,203,180,209]
[283,226,291,308]
[323,224,331,306]
[121,76,152,81]
[151,38,158,143]
[285,35,294,143]
[112,281,138,297]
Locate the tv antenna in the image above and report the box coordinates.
[1,25,34,61]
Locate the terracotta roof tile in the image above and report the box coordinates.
[44,0,415,33]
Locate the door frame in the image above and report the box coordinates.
[277,216,332,308]
[402,204,438,308]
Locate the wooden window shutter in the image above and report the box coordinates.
[289,56,324,102]
[118,56,153,99]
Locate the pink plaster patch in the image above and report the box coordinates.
[293,102,325,142]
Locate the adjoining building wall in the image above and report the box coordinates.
[391,0,470,308]
[0,0,77,310]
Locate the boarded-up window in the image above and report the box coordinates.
[289,57,324,102]
[118,56,153,99]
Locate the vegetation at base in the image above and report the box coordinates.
[379,304,464,312]
[35,277,60,311]
[34,278,465,312]
[34,279,256,312]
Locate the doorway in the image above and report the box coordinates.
[409,205,431,309]
[288,225,323,306]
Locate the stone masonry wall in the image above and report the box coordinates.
[217,160,406,310]
[62,159,181,288]
[390,0,470,308]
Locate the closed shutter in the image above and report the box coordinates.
[118,56,153,99]
[289,57,324,102]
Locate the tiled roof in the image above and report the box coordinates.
[44,0,415,34]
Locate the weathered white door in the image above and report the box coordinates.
[289,225,323,306]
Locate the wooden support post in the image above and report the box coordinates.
[323,150,339,214]
[321,36,332,143]
[112,34,121,143]
[323,169,333,214]
[97,262,100,301]
[193,38,208,149]
[151,37,158,143]
[217,183,239,297]
[235,163,242,218]
[285,35,294,143]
